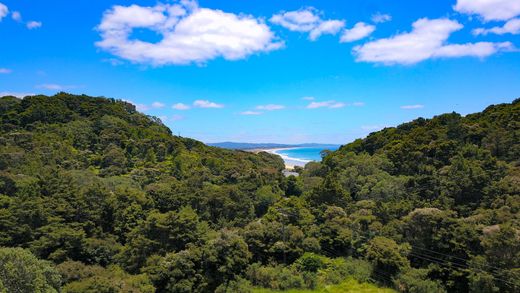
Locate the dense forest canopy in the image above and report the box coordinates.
[0,93,518,292]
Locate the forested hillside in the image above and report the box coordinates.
[0,94,518,292]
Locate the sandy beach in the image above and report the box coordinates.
[248,147,310,170]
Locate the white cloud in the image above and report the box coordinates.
[136,104,150,112]
[352,102,365,107]
[0,68,11,74]
[309,20,345,41]
[240,110,263,115]
[340,22,375,43]
[102,58,124,66]
[11,11,21,22]
[372,13,392,24]
[454,0,520,21]
[0,92,35,98]
[270,8,320,32]
[37,84,78,90]
[171,114,184,121]
[473,18,520,35]
[271,7,345,41]
[354,18,513,65]
[307,100,346,109]
[26,21,42,29]
[152,101,165,108]
[193,99,224,108]
[172,102,191,110]
[302,96,315,100]
[96,1,283,66]
[36,83,69,91]
[0,3,8,21]
[361,125,386,131]
[256,104,285,111]
[401,104,424,109]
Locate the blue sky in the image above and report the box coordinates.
[1,0,519,144]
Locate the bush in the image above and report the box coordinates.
[0,247,61,293]
[62,265,154,293]
[318,257,373,285]
[395,268,446,293]
[247,263,304,290]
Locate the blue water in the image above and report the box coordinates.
[274,147,339,167]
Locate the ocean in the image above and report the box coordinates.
[272,147,339,167]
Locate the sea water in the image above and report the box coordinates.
[273,147,339,167]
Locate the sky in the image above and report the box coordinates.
[0,0,519,144]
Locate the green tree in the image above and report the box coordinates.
[0,247,61,293]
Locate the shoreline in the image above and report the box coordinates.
[248,147,312,170]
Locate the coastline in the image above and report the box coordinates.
[248,147,311,170]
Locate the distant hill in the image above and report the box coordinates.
[208,141,341,150]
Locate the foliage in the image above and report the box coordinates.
[0,247,61,293]
[0,94,518,292]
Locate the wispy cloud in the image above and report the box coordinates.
[400,104,424,109]
[37,84,78,90]
[151,101,165,108]
[0,91,35,98]
[240,111,263,115]
[171,115,185,121]
[352,102,365,107]
[361,125,386,131]
[26,21,42,29]
[193,100,224,108]
[0,68,12,74]
[302,96,315,101]
[172,103,191,110]
[256,104,285,111]
[11,11,21,22]
[372,13,392,23]
[307,100,346,109]
[135,104,150,112]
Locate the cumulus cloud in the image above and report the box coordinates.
[193,99,223,108]
[473,18,520,35]
[256,104,285,111]
[454,0,520,21]
[26,21,42,29]
[172,102,191,110]
[372,13,392,23]
[271,7,345,41]
[0,68,11,74]
[307,100,346,109]
[401,104,424,109]
[270,8,320,32]
[240,111,263,115]
[309,20,345,41]
[354,18,513,65]
[152,101,165,108]
[96,1,283,66]
[340,22,375,43]
[0,3,8,21]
